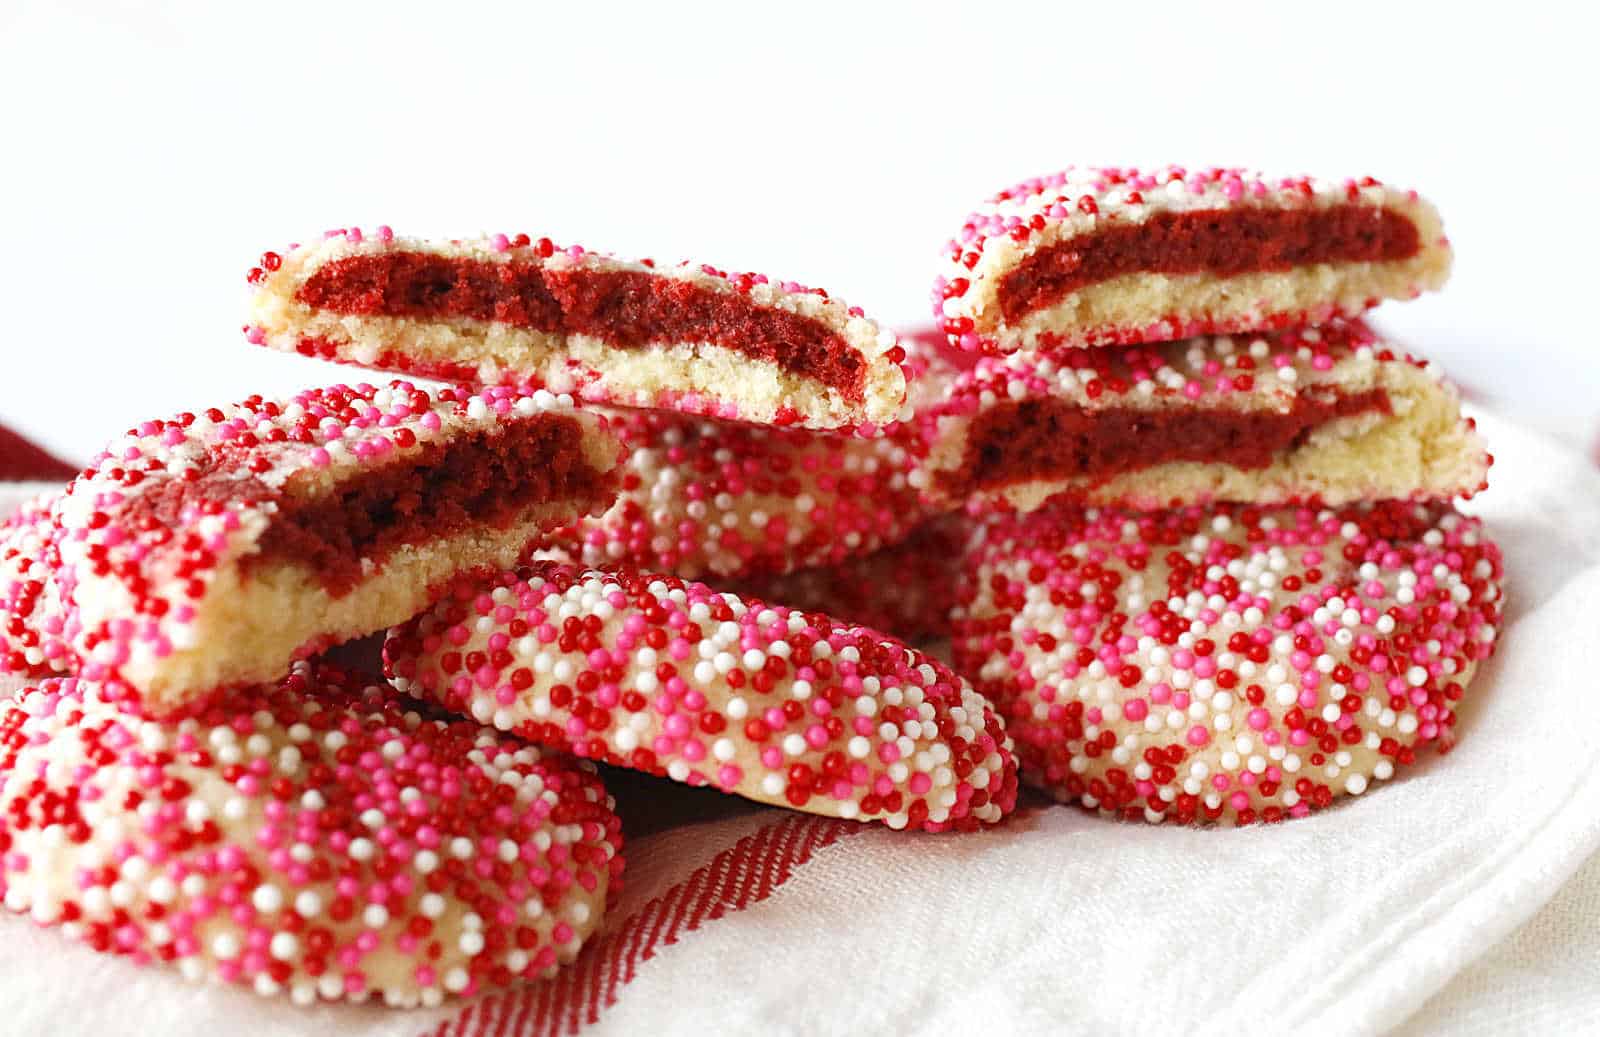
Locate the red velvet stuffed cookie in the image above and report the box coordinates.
[935,165,1450,353]
[0,382,620,716]
[385,562,1018,832]
[247,229,909,432]
[915,320,1489,512]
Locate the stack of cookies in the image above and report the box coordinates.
[927,165,1501,824]
[0,163,1504,1008]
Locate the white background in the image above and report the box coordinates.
[1,0,1596,459]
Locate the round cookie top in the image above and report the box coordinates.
[539,329,968,583]
[546,407,931,581]
[0,663,622,1006]
[934,165,1442,353]
[17,381,614,708]
[385,562,1018,832]
[951,501,1503,825]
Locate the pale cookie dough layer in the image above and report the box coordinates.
[951,501,1503,825]
[385,563,1018,832]
[0,665,621,1006]
[114,502,582,714]
[935,165,1450,352]
[915,320,1489,511]
[248,230,908,430]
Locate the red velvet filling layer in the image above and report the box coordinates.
[997,206,1421,322]
[237,414,608,596]
[297,254,866,399]
[943,389,1391,497]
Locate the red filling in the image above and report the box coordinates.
[297,254,865,399]
[944,389,1391,498]
[237,415,608,596]
[998,206,1421,322]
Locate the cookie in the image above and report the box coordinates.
[0,491,71,678]
[950,501,1503,824]
[0,382,620,716]
[935,166,1450,353]
[538,333,968,581]
[917,320,1489,512]
[384,562,1018,832]
[544,407,931,582]
[731,515,968,642]
[246,229,908,432]
[0,663,623,1006]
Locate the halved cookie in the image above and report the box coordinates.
[916,320,1488,512]
[247,229,908,431]
[935,165,1450,353]
[1,382,619,715]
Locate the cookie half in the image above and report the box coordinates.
[935,166,1450,353]
[247,229,908,431]
[1,382,619,716]
[384,562,1018,831]
[951,501,1503,824]
[0,663,622,1006]
[916,320,1489,512]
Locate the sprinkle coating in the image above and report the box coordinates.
[0,492,71,678]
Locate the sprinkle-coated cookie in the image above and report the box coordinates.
[0,492,71,679]
[935,166,1450,353]
[0,663,623,1005]
[0,382,620,716]
[544,407,932,582]
[384,562,1018,832]
[916,320,1489,512]
[950,501,1502,824]
[247,229,908,432]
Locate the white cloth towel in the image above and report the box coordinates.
[0,409,1596,1037]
